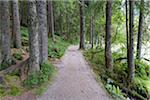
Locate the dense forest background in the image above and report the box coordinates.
[0,0,150,99]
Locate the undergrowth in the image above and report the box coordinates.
[48,36,70,58]
[13,52,23,60]
[23,62,55,89]
[84,48,150,99]
[0,75,22,97]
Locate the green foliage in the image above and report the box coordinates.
[0,85,21,96]
[0,63,9,71]
[21,26,28,46]
[13,52,23,60]
[84,48,105,65]
[84,49,150,99]
[21,26,28,38]
[0,84,6,96]
[0,75,21,96]
[23,62,55,88]
[48,36,70,58]
[133,60,150,98]
[53,1,79,42]
[9,86,21,96]
[135,60,150,79]
[133,77,149,98]
[112,30,126,44]
[34,85,47,95]
[105,84,126,100]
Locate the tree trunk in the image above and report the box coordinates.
[66,14,70,40]
[136,0,144,60]
[128,0,135,82]
[19,1,28,26]
[12,0,21,48]
[47,1,54,40]
[36,0,48,64]
[1,1,12,66]
[28,1,40,73]
[79,0,85,49]
[90,16,94,49]
[0,2,1,68]
[105,0,113,70]
[126,0,129,65]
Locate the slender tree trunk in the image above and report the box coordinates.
[20,1,28,26]
[79,0,85,49]
[105,0,113,70]
[128,0,135,82]
[28,1,40,73]
[12,0,21,48]
[90,16,94,49]
[126,0,129,64]
[66,14,70,40]
[1,1,12,66]
[47,1,54,40]
[0,2,1,67]
[0,6,1,67]
[36,0,48,64]
[136,0,144,60]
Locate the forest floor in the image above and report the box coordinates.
[3,45,112,100]
[37,45,112,100]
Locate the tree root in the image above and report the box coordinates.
[0,58,29,81]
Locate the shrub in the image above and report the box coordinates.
[23,62,55,88]
[48,37,70,58]
[9,86,21,96]
[105,84,126,100]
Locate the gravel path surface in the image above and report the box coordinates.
[37,45,112,100]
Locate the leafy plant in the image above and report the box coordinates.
[23,62,55,88]
[48,36,70,58]
[0,63,10,71]
[13,52,23,60]
[21,26,29,46]
[105,84,126,100]
[9,86,21,96]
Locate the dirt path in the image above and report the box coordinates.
[38,45,112,100]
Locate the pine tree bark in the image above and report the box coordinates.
[128,0,135,82]
[12,0,21,48]
[36,0,48,64]
[136,0,144,60]
[126,0,129,64]
[90,16,94,49]
[28,1,40,73]
[20,1,28,26]
[1,1,12,66]
[47,1,54,40]
[79,0,85,49]
[105,0,113,70]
